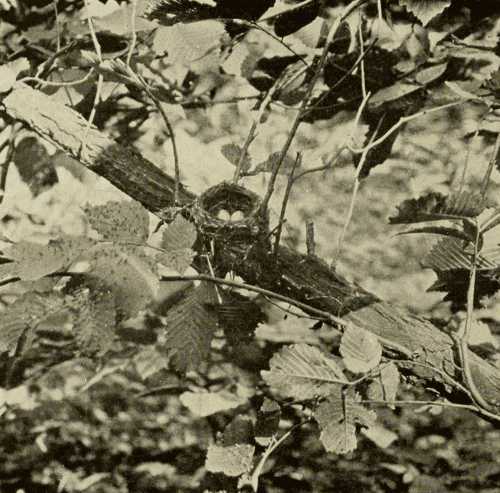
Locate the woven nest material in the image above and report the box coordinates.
[192,182,269,241]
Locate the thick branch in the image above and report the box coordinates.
[2,84,500,418]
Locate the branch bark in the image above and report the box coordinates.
[2,84,500,419]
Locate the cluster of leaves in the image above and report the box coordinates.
[1,0,500,491]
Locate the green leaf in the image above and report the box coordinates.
[314,390,376,454]
[85,200,150,244]
[0,235,95,282]
[389,191,487,224]
[160,282,218,372]
[340,326,382,374]
[205,444,255,477]
[399,0,451,26]
[261,343,346,400]
[180,390,247,417]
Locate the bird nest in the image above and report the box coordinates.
[191,182,269,243]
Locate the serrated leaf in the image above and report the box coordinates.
[161,215,198,250]
[0,292,66,355]
[340,326,382,374]
[72,286,116,356]
[220,143,252,174]
[400,0,451,26]
[423,238,496,271]
[85,200,150,244]
[261,343,346,399]
[160,282,218,372]
[145,0,217,26]
[0,236,95,282]
[367,363,400,404]
[85,244,159,318]
[314,390,376,454]
[205,444,255,477]
[389,191,486,224]
[180,390,246,417]
[157,215,197,273]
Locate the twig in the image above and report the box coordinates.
[20,69,96,87]
[479,132,500,199]
[361,399,478,412]
[349,101,468,155]
[53,0,61,52]
[126,0,138,66]
[137,73,181,204]
[306,219,315,256]
[260,0,369,213]
[358,18,367,99]
[248,419,311,492]
[258,0,316,23]
[292,148,343,182]
[273,153,301,259]
[82,0,104,157]
[0,123,19,205]
[161,273,349,328]
[333,111,382,269]
[456,219,498,413]
[249,21,309,67]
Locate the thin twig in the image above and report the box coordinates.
[138,73,181,204]
[82,0,104,157]
[306,219,315,256]
[53,0,61,52]
[358,18,367,99]
[258,0,316,22]
[126,0,138,66]
[0,123,20,205]
[480,132,500,199]
[20,69,96,87]
[333,111,382,269]
[249,21,310,67]
[161,273,349,327]
[273,153,301,259]
[349,101,469,155]
[248,419,311,492]
[457,219,497,413]
[260,0,369,213]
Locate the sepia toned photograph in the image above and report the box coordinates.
[0,0,500,491]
